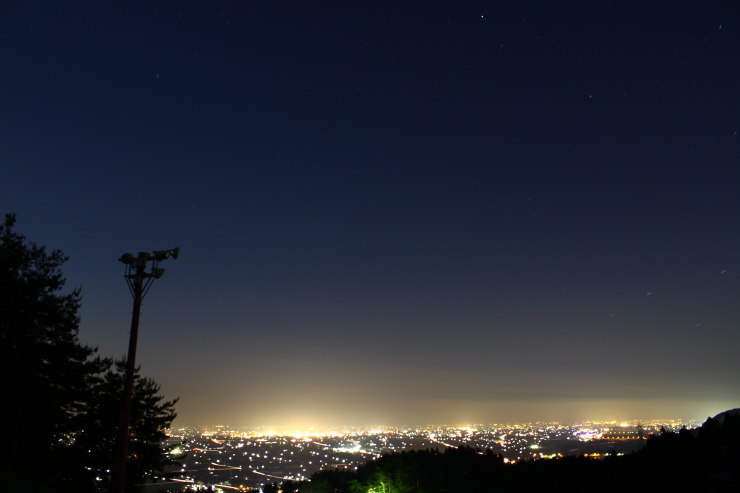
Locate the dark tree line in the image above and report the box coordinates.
[0,213,179,492]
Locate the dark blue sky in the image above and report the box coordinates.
[2,1,739,428]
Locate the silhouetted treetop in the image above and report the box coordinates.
[0,213,99,484]
[1,213,180,493]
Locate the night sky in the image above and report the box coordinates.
[2,1,739,429]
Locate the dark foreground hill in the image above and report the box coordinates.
[295,410,740,493]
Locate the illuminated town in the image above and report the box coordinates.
[158,418,702,492]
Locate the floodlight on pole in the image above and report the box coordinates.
[113,247,179,493]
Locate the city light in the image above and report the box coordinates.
[161,417,701,491]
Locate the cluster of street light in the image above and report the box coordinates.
[167,419,700,490]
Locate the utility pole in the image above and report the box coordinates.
[113,248,179,493]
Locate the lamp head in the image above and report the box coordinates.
[152,247,180,261]
[119,253,135,265]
